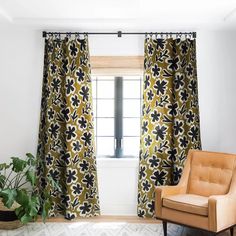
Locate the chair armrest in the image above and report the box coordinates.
[155,185,187,217]
[208,194,236,232]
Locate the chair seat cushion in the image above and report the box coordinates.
[163,194,208,216]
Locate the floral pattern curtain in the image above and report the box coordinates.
[37,35,100,219]
[138,36,201,218]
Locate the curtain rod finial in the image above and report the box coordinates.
[193,32,197,38]
[42,31,47,38]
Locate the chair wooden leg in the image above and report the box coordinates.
[230,227,234,236]
[162,221,167,236]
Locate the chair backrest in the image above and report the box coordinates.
[187,150,236,197]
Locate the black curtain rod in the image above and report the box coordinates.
[42,31,196,38]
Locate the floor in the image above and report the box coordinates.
[0,216,234,236]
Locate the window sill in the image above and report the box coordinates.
[96,157,139,168]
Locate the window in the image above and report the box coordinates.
[92,75,142,158]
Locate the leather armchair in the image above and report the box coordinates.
[155,150,236,236]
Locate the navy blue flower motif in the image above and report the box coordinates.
[69,42,78,57]
[139,166,146,179]
[153,125,167,141]
[61,152,70,165]
[188,126,199,142]
[49,123,60,138]
[65,78,75,95]
[78,117,87,129]
[168,103,178,116]
[76,68,85,82]
[65,125,76,140]
[173,166,183,183]
[154,80,167,95]
[72,141,82,152]
[186,110,194,123]
[148,44,154,55]
[168,56,179,70]
[79,160,89,171]
[62,58,69,73]
[147,90,154,101]
[142,121,148,134]
[155,38,165,50]
[81,132,92,146]
[51,78,60,92]
[61,194,70,208]
[72,184,83,195]
[66,169,77,183]
[189,80,197,94]
[148,155,160,168]
[82,174,94,188]
[71,95,80,107]
[151,170,167,185]
[180,89,189,102]
[144,135,152,147]
[50,63,57,74]
[167,148,177,162]
[61,107,70,121]
[186,64,193,76]
[138,209,145,217]
[46,154,53,165]
[79,86,89,101]
[142,180,151,192]
[181,43,188,54]
[151,110,160,122]
[147,201,154,214]
[144,75,150,89]
[152,64,160,77]
[179,136,188,148]
[47,108,54,120]
[79,202,91,215]
[174,74,184,90]
[174,120,184,136]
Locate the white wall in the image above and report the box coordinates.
[0,28,236,215]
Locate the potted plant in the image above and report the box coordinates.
[0,153,57,229]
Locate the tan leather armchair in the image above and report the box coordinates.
[155,150,236,236]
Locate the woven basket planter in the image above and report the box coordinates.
[0,198,22,230]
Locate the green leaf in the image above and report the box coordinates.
[11,157,27,173]
[0,189,17,208]
[20,214,32,224]
[0,175,6,188]
[42,199,51,223]
[0,163,10,171]
[28,196,40,217]
[26,153,36,166]
[26,170,36,186]
[15,189,29,207]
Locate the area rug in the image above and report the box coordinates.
[0,222,183,236]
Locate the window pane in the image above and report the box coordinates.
[123,118,140,136]
[97,80,114,98]
[123,99,141,117]
[97,118,114,136]
[123,137,140,157]
[97,99,114,117]
[123,80,140,98]
[96,137,114,157]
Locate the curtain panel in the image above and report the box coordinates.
[37,36,100,219]
[138,36,201,218]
